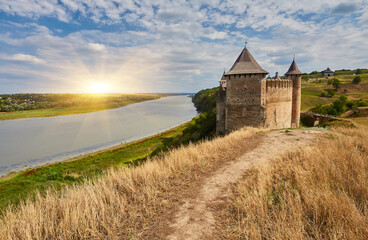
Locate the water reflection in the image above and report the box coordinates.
[0,95,196,176]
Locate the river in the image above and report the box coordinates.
[0,95,197,176]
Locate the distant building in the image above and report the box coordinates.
[323,67,334,77]
[216,47,302,134]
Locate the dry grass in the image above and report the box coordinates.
[0,127,259,239]
[217,127,368,240]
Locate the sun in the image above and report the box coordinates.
[89,82,110,94]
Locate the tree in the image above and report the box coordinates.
[327,89,335,97]
[352,76,362,84]
[332,95,348,114]
[332,79,341,91]
[355,69,362,75]
[327,79,333,85]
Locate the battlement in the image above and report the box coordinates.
[266,78,293,89]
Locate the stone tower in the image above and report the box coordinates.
[216,47,268,134]
[285,58,302,128]
[216,46,302,134]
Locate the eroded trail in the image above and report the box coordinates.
[166,129,322,240]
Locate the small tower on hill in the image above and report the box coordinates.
[285,57,302,128]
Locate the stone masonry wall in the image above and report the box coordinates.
[216,90,226,134]
[225,74,266,132]
[265,79,293,129]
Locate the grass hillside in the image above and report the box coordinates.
[0,124,189,211]
[0,127,259,239]
[218,127,368,239]
[1,125,368,239]
[301,73,368,111]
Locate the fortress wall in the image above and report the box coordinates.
[225,74,266,131]
[290,75,302,128]
[265,80,293,128]
[216,90,226,134]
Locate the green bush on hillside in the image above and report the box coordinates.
[327,89,335,97]
[192,87,219,113]
[353,76,362,84]
[332,79,341,91]
[311,96,368,116]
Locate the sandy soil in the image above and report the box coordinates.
[164,129,322,240]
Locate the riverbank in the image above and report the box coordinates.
[0,93,164,120]
[0,122,190,212]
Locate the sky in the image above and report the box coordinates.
[0,0,367,94]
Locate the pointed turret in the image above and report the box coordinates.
[285,57,302,128]
[225,47,268,75]
[285,58,302,76]
[274,72,281,80]
[221,71,226,80]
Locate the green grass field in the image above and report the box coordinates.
[0,123,188,213]
[301,73,368,111]
[0,93,162,120]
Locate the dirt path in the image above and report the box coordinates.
[165,129,322,240]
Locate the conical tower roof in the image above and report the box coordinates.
[324,67,334,73]
[221,71,226,80]
[225,47,268,75]
[274,72,281,80]
[285,59,302,75]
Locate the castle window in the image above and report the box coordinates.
[236,98,240,103]
[252,87,255,91]
[252,99,255,102]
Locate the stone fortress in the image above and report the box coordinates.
[216,46,302,134]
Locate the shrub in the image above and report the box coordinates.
[327,79,333,85]
[332,79,342,91]
[332,95,347,114]
[327,89,335,97]
[192,87,218,113]
[353,76,362,84]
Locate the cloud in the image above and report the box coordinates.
[331,3,359,14]
[0,0,70,22]
[0,54,45,64]
[0,0,368,93]
[88,43,106,51]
